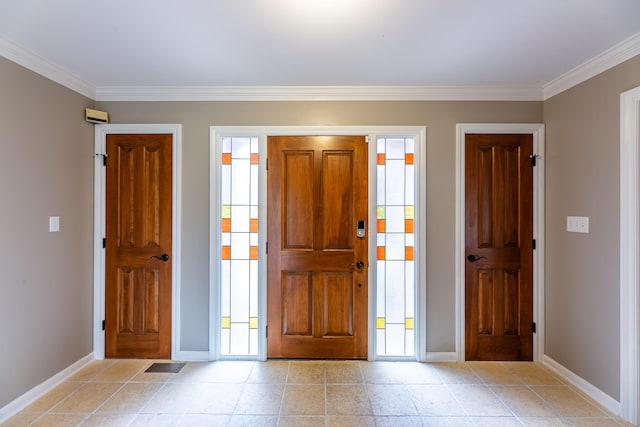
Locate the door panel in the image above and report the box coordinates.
[267,135,368,359]
[465,133,533,361]
[105,133,172,359]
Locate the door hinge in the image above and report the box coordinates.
[532,239,536,250]
[529,154,539,167]
[96,153,108,166]
[102,320,106,331]
[266,242,268,254]
[266,158,268,171]
[365,136,370,144]
[102,238,106,249]
[265,325,268,337]
[532,322,536,333]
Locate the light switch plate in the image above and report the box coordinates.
[49,216,60,232]
[567,216,589,233]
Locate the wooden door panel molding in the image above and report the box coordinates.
[464,133,533,361]
[105,133,172,359]
[267,135,368,359]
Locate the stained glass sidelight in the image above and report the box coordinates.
[376,137,415,356]
[220,137,259,355]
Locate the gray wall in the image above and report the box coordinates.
[96,100,543,352]
[0,57,95,408]
[543,54,640,400]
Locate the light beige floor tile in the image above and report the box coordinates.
[228,415,278,426]
[66,360,115,382]
[374,415,423,426]
[503,362,564,385]
[2,412,41,426]
[172,361,253,383]
[406,384,465,416]
[568,418,626,426]
[247,360,289,383]
[421,417,475,426]
[326,385,372,416]
[30,413,86,426]
[280,384,325,416]
[467,362,523,384]
[360,362,407,384]
[327,415,376,426]
[96,382,163,414]
[187,382,244,414]
[50,382,122,413]
[325,361,363,384]
[287,361,326,384]
[177,414,231,426]
[431,363,482,384]
[80,413,136,426]
[278,416,326,426]
[531,386,607,417]
[469,416,522,426]
[92,359,149,381]
[446,384,511,416]
[367,384,418,416]
[140,383,198,414]
[22,381,84,412]
[235,383,285,415]
[519,418,573,426]
[400,363,443,384]
[129,414,182,426]
[491,385,557,416]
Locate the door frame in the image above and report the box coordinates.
[620,85,640,424]
[455,123,545,362]
[93,124,182,360]
[209,126,427,361]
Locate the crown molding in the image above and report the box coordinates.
[543,31,640,100]
[0,36,95,100]
[94,85,542,102]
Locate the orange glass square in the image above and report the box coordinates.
[222,153,232,165]
[405,153,414,165]
[377,153,386,165]
[377,246,386,260]
[405,219,414,233]
[405,246,414,261]
[221,246,231,260]
[250,246,259,260]
[250,153,259,164]
[250,219,258,233]
[377,219,386,233]
[221,218,231,232]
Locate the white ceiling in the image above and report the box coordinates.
[1,0,640,100]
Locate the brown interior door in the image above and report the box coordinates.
[267,135,368,359]
[105,133,173,359]
[465,133,534,361]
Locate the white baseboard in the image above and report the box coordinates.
[175,351,211,362]
[0,353,95,424]
[425,352,458,362]
[542,355,620,416]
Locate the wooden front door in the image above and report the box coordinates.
[267,135,368,359]
[465,133,534,361]
[105,133,173,359]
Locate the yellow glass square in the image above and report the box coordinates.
[376,317,386,329]
[405,205,414,220]
[221,205,232,219]
[249,317,258,329]
[221,316,231,329]
[377,206,386,219]
[405,318,414,330]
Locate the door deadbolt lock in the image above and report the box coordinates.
[356,220,366,238]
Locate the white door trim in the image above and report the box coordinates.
[209,126,427,361]
[620,85,640,425]
[455,123,545,362]
[93,124,182,360]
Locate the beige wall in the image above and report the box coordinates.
[543,54,640,400]
[0,57,95,408]
[96,100,543,352]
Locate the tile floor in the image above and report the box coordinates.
[3,359,634,426]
